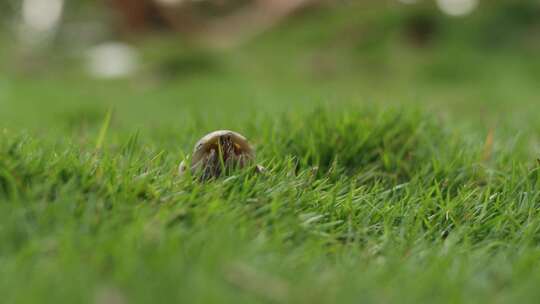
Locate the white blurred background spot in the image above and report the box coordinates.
[86,42,139,79]
[18,0,65,46]
[436,0,479,17]
[22,0,64,32]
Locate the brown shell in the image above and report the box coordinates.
[179,130,255,176]
[191,130,254,165]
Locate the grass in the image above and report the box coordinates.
[1,108,539,303]
[1,2,540,303]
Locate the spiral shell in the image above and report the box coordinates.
[179,130,256,179]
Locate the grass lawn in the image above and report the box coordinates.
[1,3,540,303]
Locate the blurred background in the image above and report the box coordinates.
[0,0,539,140]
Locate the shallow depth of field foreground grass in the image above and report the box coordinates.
[1,107,540,303]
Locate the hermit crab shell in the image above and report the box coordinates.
[192,130,254,165]
[179,130,255,176]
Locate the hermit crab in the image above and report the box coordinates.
[179,130,264,180]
